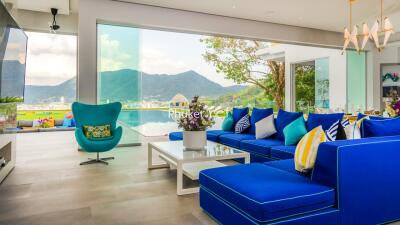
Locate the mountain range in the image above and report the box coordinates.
[24,69,245,104]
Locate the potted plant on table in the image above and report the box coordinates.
[177,96,215,150]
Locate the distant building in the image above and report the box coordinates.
[170,93,189,108]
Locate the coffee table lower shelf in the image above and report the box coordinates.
[148,141,250,195]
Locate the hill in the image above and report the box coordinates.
[24,69,245,104]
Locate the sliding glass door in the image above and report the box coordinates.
[293,58,330,113]
[97,24,141,145]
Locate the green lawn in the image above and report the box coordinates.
[17,110,71,120]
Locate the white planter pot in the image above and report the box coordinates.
[183,131,207,150]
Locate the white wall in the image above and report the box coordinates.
[78,0,343,104]
[259,44,346,111]
[370,45,400,110]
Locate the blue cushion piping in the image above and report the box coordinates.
[201,186,335,224]
[200,172,334,205]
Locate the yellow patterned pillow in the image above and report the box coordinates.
[83,124,112,139]
[294,125,326,173]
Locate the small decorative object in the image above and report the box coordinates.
[384,89,400,117]
[38,118,55,128]
[178,96,215,150]
[382,73,399,82]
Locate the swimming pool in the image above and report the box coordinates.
[118,110,223,137]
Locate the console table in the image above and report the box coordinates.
[0,132,16,183]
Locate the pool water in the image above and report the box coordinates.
[118,110,222,137]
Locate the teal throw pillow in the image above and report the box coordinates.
[283,116,307,145]
[222,112,234,131]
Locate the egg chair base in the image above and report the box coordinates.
[80,152,114,165]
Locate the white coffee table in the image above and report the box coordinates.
[148,141,250,195]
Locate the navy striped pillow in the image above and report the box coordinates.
[341,119,350,128]
[235,115,250,134]
[326,120,340,141]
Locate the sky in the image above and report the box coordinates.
[25,31,77,86]
[25,25,243,86]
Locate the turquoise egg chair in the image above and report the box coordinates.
[72,102,123,165]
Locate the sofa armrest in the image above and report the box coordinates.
[337,139,400,225]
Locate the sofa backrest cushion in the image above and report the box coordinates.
[249,107,273,134]
[361,117,400,138]
[357,113,390,121]
[275,109,303,141]
[306,113,344,131]
[232,107,249,128]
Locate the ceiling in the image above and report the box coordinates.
[117,0,400,32]
[4,0,79,15]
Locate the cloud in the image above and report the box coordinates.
[140,47,189,75]
[99,34,135,72]
[25,32,77,86]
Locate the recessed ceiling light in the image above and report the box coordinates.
[232,5,236,9]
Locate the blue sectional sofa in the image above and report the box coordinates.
[199,135,400,225]
[169,130,292,162]
[169,110,345,163]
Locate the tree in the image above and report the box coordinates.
[201,37,285,109]
[294,65,315,111]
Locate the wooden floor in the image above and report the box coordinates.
[0,131,217,225]
[1,131,399,225]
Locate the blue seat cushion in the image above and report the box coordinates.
[169,130,233,142]
[200,163,335,223]
[240,139,284,157]
[218,133,255,148]
[275,109,303,141]
[306,113,344,131]
[263,159,309,177]
[270,145,296,159]
[207,130,234,142]
[169,131,183,140]
[249,108,273,134]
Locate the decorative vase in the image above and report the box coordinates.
[183,130,207,150]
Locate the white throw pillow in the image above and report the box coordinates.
[32,119,41,127]
[344,122,361,139]
[255,114,277,139]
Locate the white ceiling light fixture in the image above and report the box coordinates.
[369,0,394,51]
[342,0,394,54]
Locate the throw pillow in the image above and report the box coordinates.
[336,122,347,140]
[222,112,234,131]
[249,108,273,134]
[294,125,327,173]
[235,115,250,134]
[344,122,361,139]
[361,117,400,138]
[326,120,348,141]
[283,116,307,146]
[232,107,249,126]
[341,119,350,128]
[275,109,303,141]
[32,119,41,127]
[306,113,345,131]
[325,120,339,141]
[62,118,73,127]
[83,124,112,139]
[255,114,276,139]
